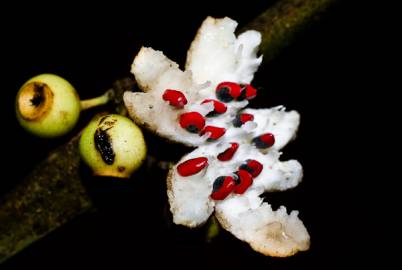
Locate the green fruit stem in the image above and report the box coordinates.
[80,89,115,111]
[0,0,337,264]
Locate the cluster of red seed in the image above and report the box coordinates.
[176,135,273,200]
[162,82,257,141]
[210,159,263,200]
[176,154,264,200]
[170,81,276,200]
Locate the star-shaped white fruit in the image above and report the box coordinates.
[124,16,310,257]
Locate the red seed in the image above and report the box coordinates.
[162,89,187,108]
[215,82,242,102]
[177,157,208,176]
[233,113,254,127]
[217,142,239,161]
[237,84,258,101]
[201,99,227,117]
[252,133,275,149]
[200,126,226,141]
[211,176,236,200]
[239,159,263,177]
[240,113,254,123]
[243,84,257,100]
[179,112,205,133]
[233,170,253,194]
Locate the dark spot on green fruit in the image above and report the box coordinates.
[94,128,115,165]
[99,115,117,128]
[99,115,110,125]
[103,120,116,127]
[30,83,46,106]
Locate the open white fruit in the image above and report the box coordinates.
[124,17,310,257]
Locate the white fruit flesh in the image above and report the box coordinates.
[186,17,262,86]
[216,202,310,257]
[124,16,310,257]
[124,17,261,147]
[168,107,302,227]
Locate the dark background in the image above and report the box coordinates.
[1,0,383,268]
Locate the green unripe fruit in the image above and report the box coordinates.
[16,74,81,138]
[79,114,147,178]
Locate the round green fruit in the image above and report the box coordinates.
[79,114,147,178]
[16,73,81,138]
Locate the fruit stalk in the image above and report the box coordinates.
[80,89,115,110]
[0,0,337,263]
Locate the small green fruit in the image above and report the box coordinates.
[16,74,81,138]
[79,114,147,178]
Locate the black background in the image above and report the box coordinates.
[1,0,384,268]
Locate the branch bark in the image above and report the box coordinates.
[240,0,336,62]
[0,0,336,263]
[0,135,91,262]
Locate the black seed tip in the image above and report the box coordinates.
[233,115,242,127]
[252,137,269,149]
[205,110,218,117]
[239,163,254,174]
[186,125,199,133]
[213,176,226,192]
[216,87,233,102]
